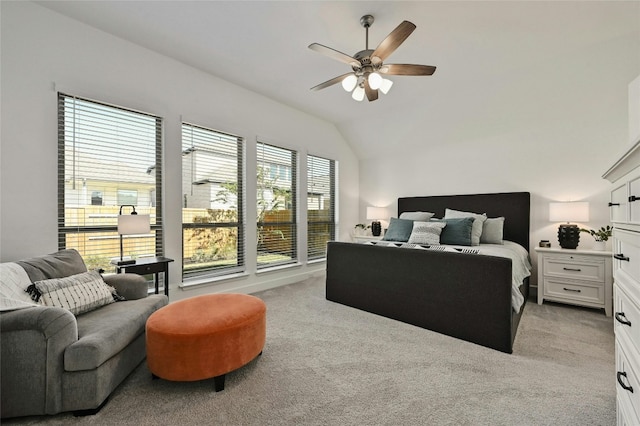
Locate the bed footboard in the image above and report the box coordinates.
[326,241,517,353]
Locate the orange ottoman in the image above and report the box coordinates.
[146,293,266,391]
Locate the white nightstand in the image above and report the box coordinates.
[352,235,383,244]
[535,247,613,316]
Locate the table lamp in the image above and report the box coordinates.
[366,206,387,237]
[117,205,150,265]
[549,201,589,249]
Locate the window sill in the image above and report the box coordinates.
[179,271,250,289]
[256,262,303,275]
[307,258,326,265]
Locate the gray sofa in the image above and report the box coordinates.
[0,249,168,418]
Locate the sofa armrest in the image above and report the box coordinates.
[103,273,148,300]
[1,306,78,417]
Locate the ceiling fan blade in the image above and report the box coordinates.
[382,64,436,76]
[364,79,379,102]
[310,73,354,91]
[308,43,360,68]
[371,21,416,62]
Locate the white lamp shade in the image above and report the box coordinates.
[379,78,393,94]
[352,85,365,101]
[118,214,150,235]
[549,202,589,223]
[341,74,358,92]
[366,206,388,220]
[368,72,383,90]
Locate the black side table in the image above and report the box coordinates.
[113,257,174,297]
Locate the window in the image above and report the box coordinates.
[58,93,163,271]
[256,142,297,269]
[117,189,138,206]
[91,191,103,206]
[307,155,336,260]
[182,123,245,279]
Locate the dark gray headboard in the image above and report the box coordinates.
[398,192,531,250]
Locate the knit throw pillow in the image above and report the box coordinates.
[408,221,447,245]
[26,270,116,315]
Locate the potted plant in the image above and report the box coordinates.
[579,225,612,250]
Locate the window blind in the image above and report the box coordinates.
[307,155,336,260]
[182,123,245,279]
[57,93,163,271]
[256,141,297,269]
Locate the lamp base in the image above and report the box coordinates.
[371,221,382,237]
[558,224,580,249]
[116,259,136,266]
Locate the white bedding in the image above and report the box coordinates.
[367,240,532,312]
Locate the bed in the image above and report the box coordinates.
[325,191,531,353]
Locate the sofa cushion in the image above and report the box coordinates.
[103,274,149,300]
[16,249,87,282]
[28,270,116,316]
[65,295,167,371]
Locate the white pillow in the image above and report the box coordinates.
[27,270,115,315]
[399,211,435,221]
[481,217,505,244]
[408,221,446,245]
[444,209,487,246]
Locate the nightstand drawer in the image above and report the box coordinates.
[543,278,604,304]
[543,256,605,282]
[615,283,640,356]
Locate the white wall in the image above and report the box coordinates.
[630,75,640,146]
[0,2,359,298]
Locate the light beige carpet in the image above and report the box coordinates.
[4,273,615,425]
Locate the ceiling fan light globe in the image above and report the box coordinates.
[379,78,393,94]
[352,86,365,101]
[368,72,383,90]
[341,74,358,92]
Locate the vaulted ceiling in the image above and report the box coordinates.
[38,1,640,159]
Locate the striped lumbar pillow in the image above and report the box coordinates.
[26,270,115,315]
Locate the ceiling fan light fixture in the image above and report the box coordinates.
[368,72,383,90]
[341,74,358,92]
[352,85,365,101]
[379,78,393,94]
[309,15,436,102]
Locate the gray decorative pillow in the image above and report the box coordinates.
[399,211,435,221]
[26,270,115,315]
[432,217,475,246]
[444,209,487,246]
[481,217,505,244]
[408,221,446,245]
[382,217,415,242]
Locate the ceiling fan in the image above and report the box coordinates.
[308,14,436,102]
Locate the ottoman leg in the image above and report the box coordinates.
[214,374,226,392]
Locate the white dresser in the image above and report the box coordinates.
[603,139,640,425]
